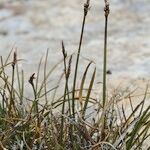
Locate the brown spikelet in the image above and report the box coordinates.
[104,0,110,17]
[12,51,17,68]
[62,41,67,59]
[29,73,35,86]
[84,0,90,16]
[66,55,72,79]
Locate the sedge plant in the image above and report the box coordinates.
[0,0,149,149]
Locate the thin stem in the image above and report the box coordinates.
[102,16,108,108]
[103,0,110,109]
[60,42,72,143]
[9,52,17,115]
[101,0,110,141]
[44,49,49,104]
[29,73,40,127]
[72,0,90,118]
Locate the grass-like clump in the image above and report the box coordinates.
[0,0,150,149]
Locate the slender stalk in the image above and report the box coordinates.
[0,57,10,110]
[29,73,37,112]
[29,73,41,143]
[9,52,17,115]
[44,49,49,104]
[60,42,72,143]
[101,0,110,141]
[72,0,90,118]
[102,0,110,108]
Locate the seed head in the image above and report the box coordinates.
[84,0,90,16]
[62,41,67,59]
[104,0,110,17]
[66,55,72,79]
[12,51,17,68]
[29,73,35,85]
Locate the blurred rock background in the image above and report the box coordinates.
[0,0,149,92]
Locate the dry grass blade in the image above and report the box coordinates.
[122,100,145,129]
[37,58,64,96]
[44,49,49,104]
[35,56,43,96]
[82,68,96,119]
[16,62,24,105]
[79,62,92,110]
[126,105,150,149]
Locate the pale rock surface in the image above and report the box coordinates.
[0,0,149,102]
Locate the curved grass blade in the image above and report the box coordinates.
[82,67,96,119]
[79,61,92,110]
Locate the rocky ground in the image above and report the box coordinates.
[0,0,149,97]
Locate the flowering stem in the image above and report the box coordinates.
[72,0,90,118]
[102,0,110,141]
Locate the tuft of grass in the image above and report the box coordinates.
[0,0,149,149]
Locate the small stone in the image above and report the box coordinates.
[107,70,112,75]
